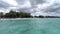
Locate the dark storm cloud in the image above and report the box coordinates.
[30,0,45,8]
[0,1,13,9]
[44,4,60,13]
[30,0,45,5]
[15,0,60,16]
[0,0,60,16]
[0,1,9,8]
[16,0,25,4]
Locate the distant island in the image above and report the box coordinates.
[0,10,60,18]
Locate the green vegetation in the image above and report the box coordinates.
[0,10,33,18]
[0,10,60,18]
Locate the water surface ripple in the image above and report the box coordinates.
[0,18,60,34]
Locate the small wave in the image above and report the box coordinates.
[0,18,36,20]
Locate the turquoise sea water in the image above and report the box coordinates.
[0,18,60,34]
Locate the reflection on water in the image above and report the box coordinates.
[0,18,60,34]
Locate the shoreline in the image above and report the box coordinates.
[0,18,38,20]
[0,18,59,20]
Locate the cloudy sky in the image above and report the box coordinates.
[0,0,60,16]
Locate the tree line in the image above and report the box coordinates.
[0,10,33,18]
[0,10,60,18]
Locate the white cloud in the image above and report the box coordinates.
[0,0,60,16]
[0,8,9,14]
[17,0,31,9]
[2,0,18,6]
